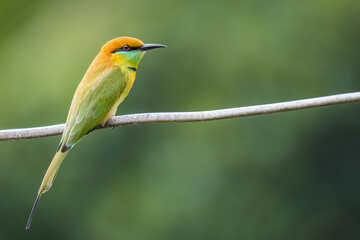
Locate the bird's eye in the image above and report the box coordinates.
[110,44,134,53]
[122,45,130,51]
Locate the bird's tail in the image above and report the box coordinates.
[26,150,69,229]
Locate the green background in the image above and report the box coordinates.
[1,0,360,239]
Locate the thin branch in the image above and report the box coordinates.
[1,92,360,141]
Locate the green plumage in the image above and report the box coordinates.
[61,68,125,148]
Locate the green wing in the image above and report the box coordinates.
[59,67,126,151]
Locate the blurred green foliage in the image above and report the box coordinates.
[0,0,360,239]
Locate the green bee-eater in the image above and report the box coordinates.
[26,37,166,229]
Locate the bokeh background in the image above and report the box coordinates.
[1,0,360,239]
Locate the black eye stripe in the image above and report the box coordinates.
[111,46,140,53]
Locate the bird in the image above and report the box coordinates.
[25,37,166,229]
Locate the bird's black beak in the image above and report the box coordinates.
[140,43,167,51]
